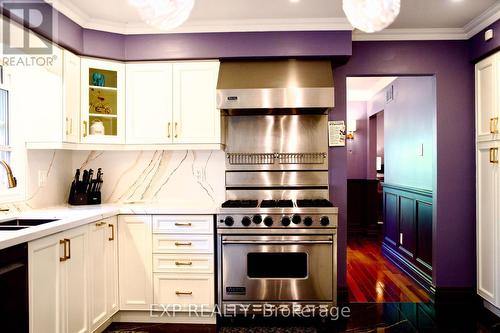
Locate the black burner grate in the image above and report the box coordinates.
[296,199,334,207]
[221,200,259,208]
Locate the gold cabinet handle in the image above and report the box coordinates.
[83,121,88,137]
[175,291,193,295]
[60,239,67,262]
[65,239,71,260]
[167,122,171,138]
[174,222,192,227]
[174,242,192,246]
[108,224,115,241]
[95,221,106,227]
[175,122,178,138]
[490,148,499,163]
[175,261,193,266]
[66,117,70,135]
[491,117,499,134]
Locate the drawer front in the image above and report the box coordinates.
[153,254,214,273]
[153,234,214,254]
[153,273,214,307]
[152,215,213,234]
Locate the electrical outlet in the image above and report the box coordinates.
[38,170,47,187]
[193,167,203,181]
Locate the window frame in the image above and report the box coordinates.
[0,63,26,203]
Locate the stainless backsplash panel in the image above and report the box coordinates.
[225,114,328,170]
[226,171,328,188]
[226,189,329,201]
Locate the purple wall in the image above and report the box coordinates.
[346,101,368,179]
[330,40,475,289]
[470,19,500,62]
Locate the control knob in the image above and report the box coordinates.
[303,217,313,226]
[253,215,263,224]
[264,216,274,227]
[281,216,291,226]
[320,216,330,226]
[292,214,301,224]
[224,216,234,226]
[241,216,252,226]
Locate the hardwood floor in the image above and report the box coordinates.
[347,237,430,303]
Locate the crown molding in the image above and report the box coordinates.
[464,2,500,38]
[49,0,500,39]
[352,28,467,41]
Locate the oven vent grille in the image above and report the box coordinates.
[278,153,326,164]
[227,153,326,165]
[227,153,275,165]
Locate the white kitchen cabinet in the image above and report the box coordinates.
[88,217,118,331]
[81,58,125,144]
[29,224,89,333]
[13,46,64,143]
[153,273,214,310]
[63,49,81,143]
[476,53,499,143]
[126,63,174,144]
[476,50,500,312]
[476,141,500,307]
[118,215,153,310]
[173,61,221,144]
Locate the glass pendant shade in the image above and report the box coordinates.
[343,0,401,33]
[129,0,195,30]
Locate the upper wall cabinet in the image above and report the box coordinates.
[63,50,81,143]
[172,62,221,144]
[81,58,125,144]
[126,61,221,145]
[126,63,174,144]
[476,53,499,142]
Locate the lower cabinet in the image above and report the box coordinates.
[29,225,89,333]
[118,215,153,310]
[29,219,119,333]
[88,217,119,331]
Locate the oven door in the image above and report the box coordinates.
[221,235,333,302]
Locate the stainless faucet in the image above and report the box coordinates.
[0,160,17,188]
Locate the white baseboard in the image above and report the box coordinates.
[112,310,217,325]
[484,300,500,318]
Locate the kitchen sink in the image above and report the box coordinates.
[0,219,60,231]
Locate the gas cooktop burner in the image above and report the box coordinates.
[221,200,259,208]
[221,199,334,208]
[296,199,334,208]
[260,200,294,208]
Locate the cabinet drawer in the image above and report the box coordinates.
[152,215,213,234]
[153,254,214,273]
[153,273,214,308]
[153,234,214,254]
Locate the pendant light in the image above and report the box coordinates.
[129,0,195,30]
[343,0,401,33]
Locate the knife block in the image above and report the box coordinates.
[68,192,88,206]
[68,168,103,206]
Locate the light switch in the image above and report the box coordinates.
[417,143,424,156]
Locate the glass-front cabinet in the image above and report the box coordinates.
[81,58,125,144]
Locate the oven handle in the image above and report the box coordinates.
[222,240,332,245]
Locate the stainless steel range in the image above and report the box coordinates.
[216,59,337,314]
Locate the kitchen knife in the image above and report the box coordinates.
[88,169,94,193]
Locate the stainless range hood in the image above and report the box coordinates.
[216,59,334,113]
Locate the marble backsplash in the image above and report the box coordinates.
[2,149,226,212]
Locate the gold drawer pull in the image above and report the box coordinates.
[175,261,193,266]
[95,221,106,227]
[490,148,499,163]
[60,239,67,262]
[175,291,193,296]
[491,117,499,134]
[174,222,192,227]
[108,224,115,241]
[174,242,192,246]
[167,122,171,138]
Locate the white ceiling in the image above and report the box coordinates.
[347,77,397,102]
[50,0,500,38]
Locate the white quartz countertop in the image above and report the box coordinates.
[0,204,218,250]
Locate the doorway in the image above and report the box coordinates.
[346,76,436,303]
